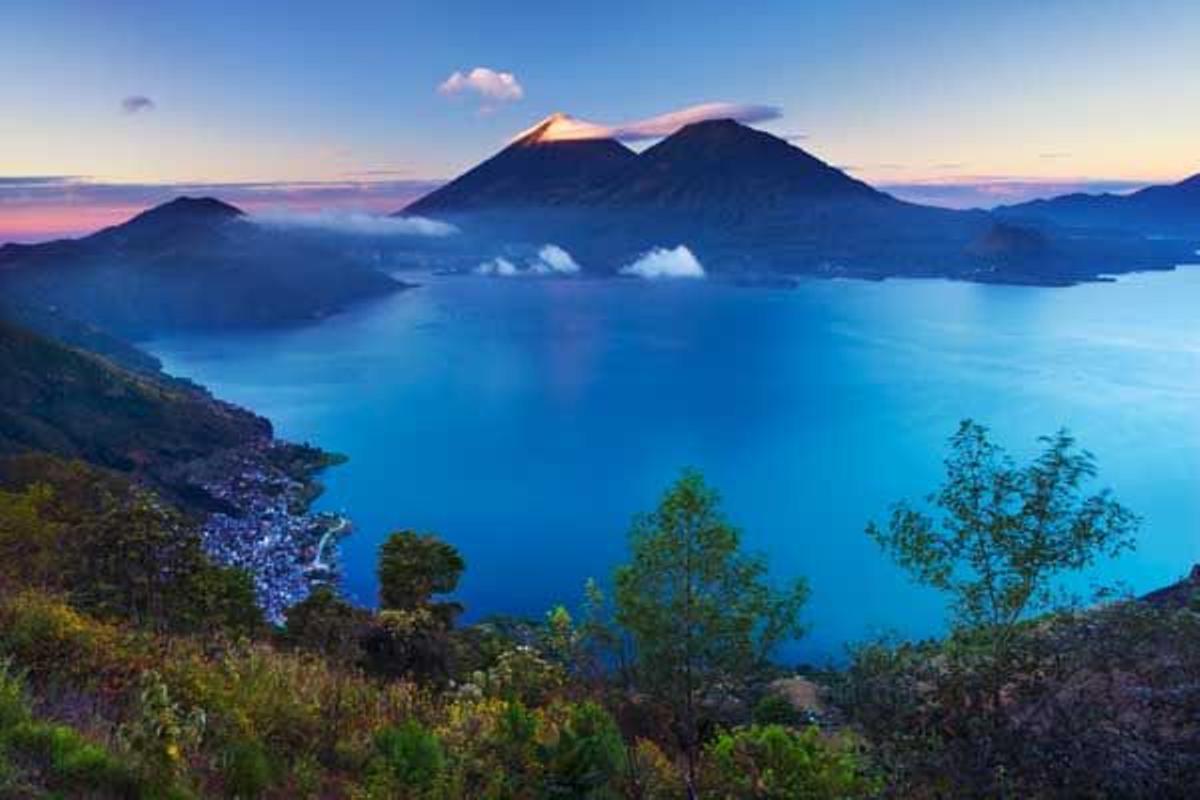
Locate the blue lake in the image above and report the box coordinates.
[150,270,1200,660]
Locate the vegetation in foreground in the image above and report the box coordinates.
[0,422,1198,798]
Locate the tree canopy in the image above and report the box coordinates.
[377,530,465,619]
[614,469,809,788]
[868,419,1139,636]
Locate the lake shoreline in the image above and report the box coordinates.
[147,270,1200,656]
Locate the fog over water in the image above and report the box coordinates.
[149,268,1200,660]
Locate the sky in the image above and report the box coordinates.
[2,0,1199,241]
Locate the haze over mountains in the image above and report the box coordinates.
[0,197,406,344]
[1,114,1197,356]
[402,115,1199,285]
[997,173,1200,236]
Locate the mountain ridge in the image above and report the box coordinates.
[997,171,1200,235]
[398,116,1196,283]
[0,196,405,339]
[583,118,888,213]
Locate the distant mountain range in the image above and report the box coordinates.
[401,115,1199,285]
[0,197,406,342]
[1,117,1195,318]
[997,173,1200,236]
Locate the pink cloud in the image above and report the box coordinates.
[521,102,782,143]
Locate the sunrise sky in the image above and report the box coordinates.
[3,0,1199,241]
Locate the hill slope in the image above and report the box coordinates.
[0,196,405,339]
[0,317,268,502]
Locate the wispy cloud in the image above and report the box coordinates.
[0,178,445,243]
[439,67,524,112]
[880,176,1150,209]
[342,168,412,178]
[0,176,89,188]
[607,102,782,141]
[521,102,783,143]
[841,163,905,172]
[121,95,155,114]
[250,209,457,237]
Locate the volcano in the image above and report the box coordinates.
[394,115,1200,285]
[0,197,403,339]
[404,113,636,215]
[586,118,887,213]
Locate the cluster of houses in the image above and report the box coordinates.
[195,445,351,624]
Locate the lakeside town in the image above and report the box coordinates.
[185,439,352,623]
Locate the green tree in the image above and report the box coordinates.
[71,486,222,629]
[0,456,261,634]
[283,585,370,662]
[177,563,264,637]
[860,420,1140,793]
[377,530,464,624]
[366,532,466,684]
[867,420,1138,703]
[614,470,809,794]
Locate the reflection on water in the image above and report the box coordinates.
[149,269,1200,659]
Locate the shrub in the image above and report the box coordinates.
[699,724,878,800]
[752,692,805,727]
[370,719,445,796]
[5,721,135,790]
[222,739,273,798]
[0,659,31,731]
[119,670,206,792]
[626,738,686,800]
[479,646,566,706]
[540,701,627,799]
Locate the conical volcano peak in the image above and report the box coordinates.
[133,196,245,221]
[404,114,635,214]
[88,195,246,248]
[511,112,612,145]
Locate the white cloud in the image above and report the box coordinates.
[619,245,706,279]
[476,244,581,277]
[250,210,457,237]
[517,103,783,143]
[530,244,580,274]
[439,67,524,110]
[476,256,519,276]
